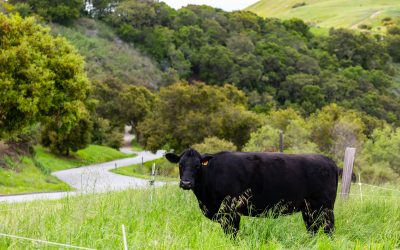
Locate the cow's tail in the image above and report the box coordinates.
[324,156,339,189]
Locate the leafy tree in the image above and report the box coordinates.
[110,0,156,28]
[283,18,311,39]
[243,125,281,152]
[41,112,93,156]
[309,104,366,160]
[192,137,237,154]
[11,0,83,23]
[84,0,119,19]
[325,28,389,70]
[0,14,91,139]
[138,82,261,152]
[386,34,400,63]
[245,108,317,153]
[194,45,234,85]
[362,126,400,175]
[117,85,155,136]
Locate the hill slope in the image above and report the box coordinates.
[246,0,400,32]
[51,18,164,88]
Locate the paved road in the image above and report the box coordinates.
[0,127,166,203]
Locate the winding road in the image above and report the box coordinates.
[0,126,165,203]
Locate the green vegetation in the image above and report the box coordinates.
[111,158,178,181]
[3,1,400,186]
[35,145,135,172]
[192,137,237,154]
[0,185,398,248]
[50,18,164,88]
[0,144,134,194]
[138,82,261,152]
[131,137,143,151]
[0,13,91,145]
[0,156,70,194]
[246,0,400,32]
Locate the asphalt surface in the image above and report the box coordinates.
[0,127,165,203]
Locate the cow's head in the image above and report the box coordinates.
[165,148,213,190]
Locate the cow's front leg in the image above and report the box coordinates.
[217,196,241,238]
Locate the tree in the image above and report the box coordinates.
[309,104,366,161]
[0,14,91,139]
[138,82,261,152]
[243,125,281,152]
[11,0,83,23]
[362,126,400,175]
[194,45,234,85]
[110,0,156,28]
[117,85,155,137]
[41,113,92,156]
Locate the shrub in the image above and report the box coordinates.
[292,2,306,8]
[192,137,237,154]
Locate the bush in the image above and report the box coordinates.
[292,2,306,8]
[192,137,237,154]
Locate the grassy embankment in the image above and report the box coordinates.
[246,0,400,34]
[110,158,178,181]
[0,145,136,195]
[0,184,398,249]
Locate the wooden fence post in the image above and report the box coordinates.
[341,147,356,199]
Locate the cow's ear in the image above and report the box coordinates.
[165,153,180,163]
[201,154,213,166]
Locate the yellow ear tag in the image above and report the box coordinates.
[202,160,208,166]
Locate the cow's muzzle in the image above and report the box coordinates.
[179,180,192,190]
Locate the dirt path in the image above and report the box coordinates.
[350,10,382,29]
[0,126,165,203]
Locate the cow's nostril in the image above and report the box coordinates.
[180,180,192,189]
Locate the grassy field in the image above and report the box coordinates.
[0,145,135,194]
[35,145,135,172]
[246,0,400,33]
[0,184,398,249]
[0,156,71,195]
[110,158,178,181]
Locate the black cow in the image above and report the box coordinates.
[166,148,338,237]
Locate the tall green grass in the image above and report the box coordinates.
[0,157,71,195]
[0,184,398,249]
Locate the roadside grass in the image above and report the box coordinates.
[0,184,398,249]
[35,144,136,172]
[0,145,135,194]
[110,158,178,182]
[0,156,71,195]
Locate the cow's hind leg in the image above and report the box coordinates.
[302,203,335,235]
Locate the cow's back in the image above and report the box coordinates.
[207,152,338,214]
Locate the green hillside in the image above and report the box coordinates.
[50,18,164,88]
[246,0,400,33]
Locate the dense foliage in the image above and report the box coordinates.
[192,137,237,154]
[3,1,400,183]
[138,82,261,152]
[0,14,91,150]
[80,1,400,123]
